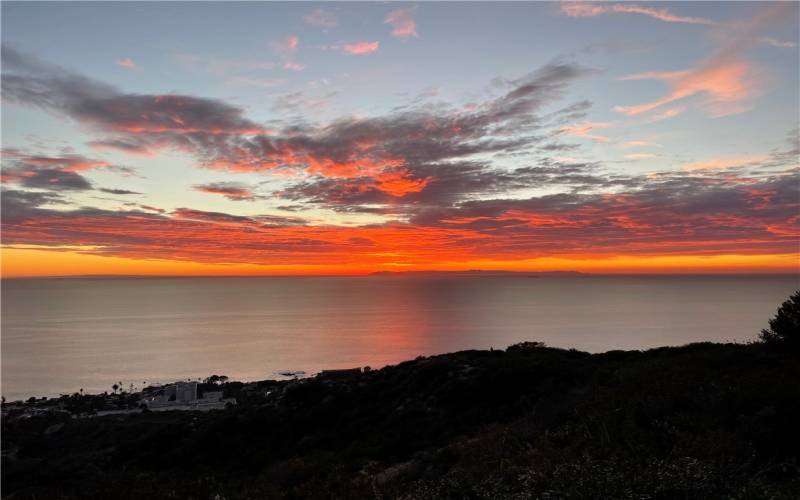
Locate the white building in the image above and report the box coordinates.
[140,382,235,412]
[175,381,197,403]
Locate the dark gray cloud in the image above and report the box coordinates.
[99,188,141,195]
[411,168,800,237]
[0,150,140,194]
[2,44,264,158]
[171,208,305,227]
[538,142,581,152]
[2,44,592,182]
[544,99,593,125]
[1,189,63,223]
[11,168,93,191]
[3,45,612,220]
[87,138,154,155]
[277,158,638,215]
[193,182,258,201]
[3,167,796,262]
[271,90,338,116]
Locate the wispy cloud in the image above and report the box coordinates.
[623,140,662,148]
[115,58,137,70]
[271,90,338,117]
[560,2,715,25]
[559,122,614,142]
[282,62,305,71]
[271,35,299,57]
[615,58,757,118]
[385,7,418,39]
[303,8,337,29]
[648,106,686,122]
[175,53,275,76]
[271,35,305,71]
[613,5,796,119]
[624,153,657,161]
[225,76,285,88]
[331,41,380,55]
[682,154,770,171]
[193,182,256,201]
[100,188,141,196]
[758,37,798,49]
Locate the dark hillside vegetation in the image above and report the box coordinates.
[3,341,799,499]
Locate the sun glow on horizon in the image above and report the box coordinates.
[2,247,797,278]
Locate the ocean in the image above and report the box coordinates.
[2,274,797,400]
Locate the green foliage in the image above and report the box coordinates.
[760,290,800,347]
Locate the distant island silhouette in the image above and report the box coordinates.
[10,270,584,280]
[368,270,584,277]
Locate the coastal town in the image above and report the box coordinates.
[1,368,374,421]
[2,380,235,420]
[139,381,237,412]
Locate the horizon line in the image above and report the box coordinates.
[3,270,799,280]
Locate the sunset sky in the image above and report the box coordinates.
[1,1,798,276]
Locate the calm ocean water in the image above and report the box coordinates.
[2,275,798,400]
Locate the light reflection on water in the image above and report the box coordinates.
[2,275,797,399]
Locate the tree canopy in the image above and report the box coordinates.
[760,290,800,347]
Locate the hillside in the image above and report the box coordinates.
[2,341,799,499]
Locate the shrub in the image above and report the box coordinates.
[760,290,800,347]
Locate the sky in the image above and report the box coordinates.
[1,1,798,276]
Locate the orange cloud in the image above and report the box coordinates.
[648,106,687,122]
[271,36,304,71]
[13,155,112,172]
[373,171,429,197]
[385,7,418,39]
[204,145,431,198]
[614,4,793,119]
[559,122,614,142]
[615,61,757,117]
[115,58,137,69]
[336,41,380,55]
[4,166,797,274]
[271,35,298,55]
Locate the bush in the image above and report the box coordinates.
[760,291,800,347]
